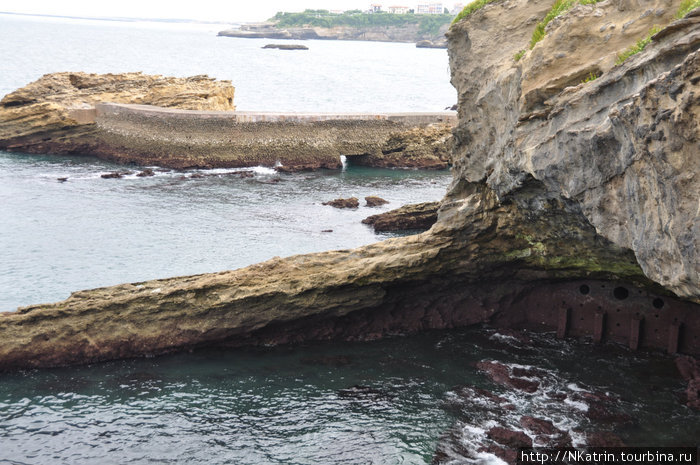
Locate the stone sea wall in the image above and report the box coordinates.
[92,103,456,170]
[0,72,456,171]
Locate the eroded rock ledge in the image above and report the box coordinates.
[1,0,700,371]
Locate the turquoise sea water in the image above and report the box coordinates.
[0,14,697,464]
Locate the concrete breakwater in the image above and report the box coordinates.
[91,103,456,170]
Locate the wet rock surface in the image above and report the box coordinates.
[675,355,700,409]
[364,196,388,207]
[262,43,309,50]
[322,197,359,209]
[362,201,439,231]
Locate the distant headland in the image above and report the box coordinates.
[218,8,458,48]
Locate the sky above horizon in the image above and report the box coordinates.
[0,0,410,23]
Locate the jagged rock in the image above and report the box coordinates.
[365,196,389,207]
[323,197,359,208]
[362,201,439,231]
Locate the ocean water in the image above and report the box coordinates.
[0,14,697,465]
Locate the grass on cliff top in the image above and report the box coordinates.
[676,0,700,18]
[452,0,498,24]
[615,25,660,65]
[271,10,453,35]
[529,0,604,49]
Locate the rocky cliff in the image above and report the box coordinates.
[1,0,699,373]
[447,0,699,301]
[0,72,235,144]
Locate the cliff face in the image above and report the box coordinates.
[447,0,700,301]
[1,0,699,371]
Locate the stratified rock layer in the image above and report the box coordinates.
[447,0,700,301]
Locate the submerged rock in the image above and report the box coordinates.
[322,197,359,209]
[262,44,308,50]
[364,196,388,207]
[136,169,155,177]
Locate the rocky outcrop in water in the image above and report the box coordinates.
[362,201,439,231]
[0,0,699,371]
[0,73,455,171]
[218,21,449,47]
[0,72,235,147]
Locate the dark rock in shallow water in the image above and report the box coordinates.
[364,196,388,207]
[262,43,309,50]
[519,415,558,435]
[101,171,129,179]
[486,426,532,448]
[136,168,155,177]
[323,197,359,209]
[362,201,438,231]
[476,360,540,393]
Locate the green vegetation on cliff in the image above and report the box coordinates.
[615,25,660,64]
[270,10,453,35]
[676,0,700,18]
[452,0,498,24]
[529,0,604,49]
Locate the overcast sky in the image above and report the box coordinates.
[0,0,394,23]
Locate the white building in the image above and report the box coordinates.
[387,5,411,13]
[416,3,444,14]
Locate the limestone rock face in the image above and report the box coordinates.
[447,0,700,300]
[0,72,235,142]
